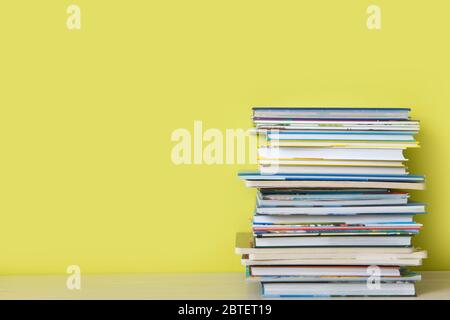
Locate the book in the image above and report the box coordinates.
[258,159,405,167]
[265,141,419,148]
[242,256,422,266]
[255,120,420,131]
[258,147,407,161]
[253,214,416,224]
[255,203,425,215]
[257,189,409,206]
[265,131,416,141]
[247,250,427,261]
[245,180,425,190]
[235,232,417,255]
[240,172,424,182]
[259,165,407,175]
[249,265,401,276]
[253,224,422,233]
[261,282,415,297]
[254,235,412,247]
[252,107,412,120]
[247,269,422,283]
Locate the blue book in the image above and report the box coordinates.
[238,172,425,182]
[253,107,411,120]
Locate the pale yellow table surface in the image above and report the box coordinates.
[1,271,449,300]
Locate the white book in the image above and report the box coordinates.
[253,214,414,224]
[267,141,418,148]
[259,165,407,175]
[241,173,422,181]
[258,159,405,167]
[248,250,427,260]
[254,223,422,230]
[251,266,400,277]
[257,197,408,207]
[262,282,415,297]
[257,125,420,131]
[254,120,419,125]
[235,232,415,255]
[245,180,425,190]
[255,121,420,131]
[258,147,406,161]
[248,274,422,283]
[267,133,415,141]
[255,203,425,215]
[242,257,422,266]
[254,236,411,247]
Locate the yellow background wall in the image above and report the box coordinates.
[0,1,448,274]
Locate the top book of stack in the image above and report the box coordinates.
[253,107,419,132]
[253,107,413,121]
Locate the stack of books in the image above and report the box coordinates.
[236,107,426,297]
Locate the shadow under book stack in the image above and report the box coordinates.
[236,107,426,297]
